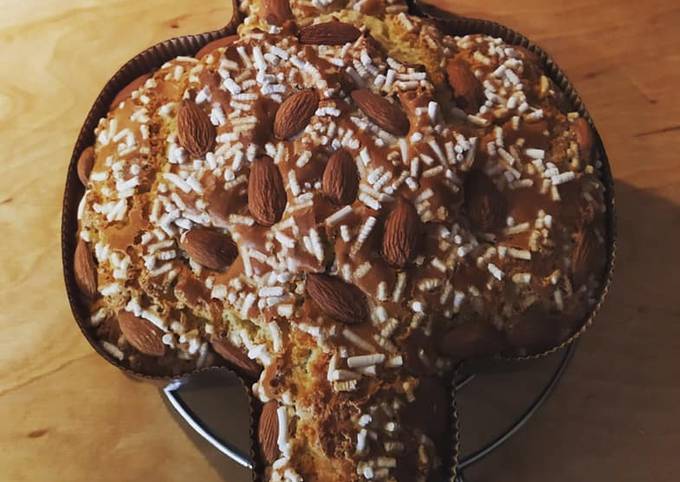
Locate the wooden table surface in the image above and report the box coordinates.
[1,0,678,480]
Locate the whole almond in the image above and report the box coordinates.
[77,146,95,185]
[322,149,359,205]
[258,401,279,464]
[210,333,262,378]
[299,21,361,45]
[306,274,368,324]
[464,170,507,233]
[351,89,409,136]
[573,117,594,160]
[382,198,420,268]
[74,239,98,299]
[181,227,238,271]
[446,59,484,114]
[571,228,599,286]
[177,100,216,158]
[118,311,166,357]
[248,156,287,226]
[261,0,293,26]
[274,90,319,140]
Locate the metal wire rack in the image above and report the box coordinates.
[453,343,576,481]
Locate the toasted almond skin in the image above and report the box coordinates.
[110,73,151,109]
[77,146,95,186]
[248,156,287,226]
[195,35,239,58]
[322,149,358,205]
[306,274,368,324]
[261,0,293,26]
[274,90,319,140]
[351,89,409,136]
[382,198,420,268]
[118,311,166,357]
[574,117,595,160]
[210,334,262,378]
[74,239,98,299]
[177,100,216,158]
[258,401,279,464]
[446,59,485,114]
[299,21,361,45]
[181,227,238,271]
[464,170,507,233]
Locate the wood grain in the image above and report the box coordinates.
[0,0,678,481]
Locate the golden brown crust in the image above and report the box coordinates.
[240,0,409,23]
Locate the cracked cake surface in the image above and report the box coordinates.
[72,2,609,481]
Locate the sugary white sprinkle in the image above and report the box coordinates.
[488,263,504,280]
[347,354,385,368]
